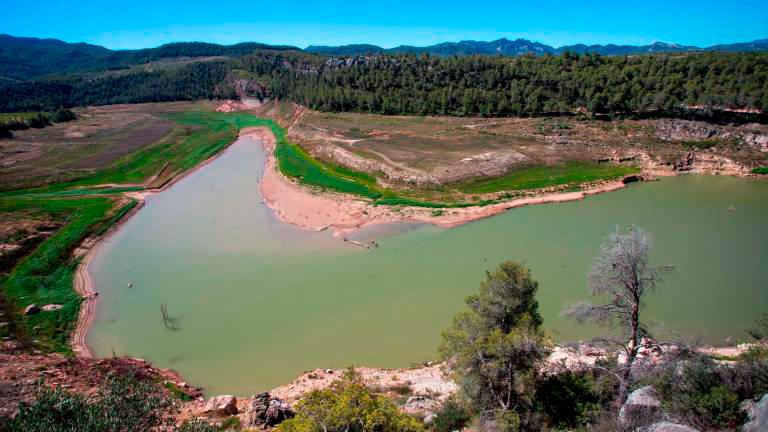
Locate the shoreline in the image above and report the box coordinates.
[70,127,262,359]
[71,199,146,358]
[255,125,632,236]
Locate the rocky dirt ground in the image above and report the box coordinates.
[0,350,200,419]
[251,101,767,190]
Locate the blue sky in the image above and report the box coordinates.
[3,1,766,50]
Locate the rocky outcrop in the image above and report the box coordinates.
[203,395,238,416]
[22,304,39,315]
[742,132,768,153]
[227,77,270,100]
[41,304,63,312]
[672,151,750,176]
[653,118,766,153]
[619,386,663,430]
[656,120,721,142]
[643,421,699,432]
[743,393,768,432]
[240,392,294,428]
[673,152,696,171]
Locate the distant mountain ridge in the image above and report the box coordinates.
[2,34,767,81]
[307,37,768,56]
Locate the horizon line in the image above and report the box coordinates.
[3,32,767,52]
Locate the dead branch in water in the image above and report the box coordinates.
[160,304,180,330]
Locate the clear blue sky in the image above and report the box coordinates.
[3,0,766,50]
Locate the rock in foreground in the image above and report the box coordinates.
[241,392,294,428]
[619,386,662,430]
[743,393,768,432]
[644,421,699,432]
[203,395,238,416]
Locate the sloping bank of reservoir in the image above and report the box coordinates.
[86,133,768,395]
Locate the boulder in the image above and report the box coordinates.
[265,399,294,426]
[241,392,293,428]
[643,421,699,432]
[203,395,238,416]
[618,386,662,430]
[743,393,768,432]
[41,304,63,312]
[23,304,40,315]
[622,174,642,184]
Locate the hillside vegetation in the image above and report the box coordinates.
[1,49,766,122]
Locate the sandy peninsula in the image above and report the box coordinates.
[249,126,630,236]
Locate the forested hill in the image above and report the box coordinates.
[1,48,766,122]
[0,34,299,81]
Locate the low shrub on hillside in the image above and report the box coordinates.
[639,355,768,430]
[1,373,174,432]
[278,369,425,432]
[535,371,603,429]
[430,398,472,432]
[0,371,232,432]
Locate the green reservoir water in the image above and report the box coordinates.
[88,136,768,395]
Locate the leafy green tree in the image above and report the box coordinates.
[50,107,76,123]
[278,369,424,432]
[440,261,551,431]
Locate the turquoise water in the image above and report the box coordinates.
[88,136,768,395]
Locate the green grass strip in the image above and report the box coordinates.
[275,141,383,199]
[8,186,145,199]
[457,162,639,195]
[374,197,501,208]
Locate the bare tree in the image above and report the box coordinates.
[562,225,673,401]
